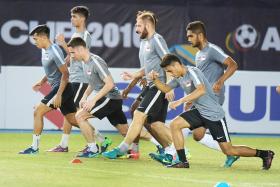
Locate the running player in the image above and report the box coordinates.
[67,37,139,158]
[183,20,239,167]
[19,25,77,154]
[48,6,111,152]
[149,54,274,170]
[102,10,177,162]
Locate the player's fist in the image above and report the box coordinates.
[32,82,42,92]
[121,72,134,81]
[169,99,182,110]
[56,33,66,46]
[213,80,223,93]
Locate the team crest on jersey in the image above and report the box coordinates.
[145,43,151,52]
[183,80,192,87]
[197,55,206,62]
[86,70,92,75]
[42,53,49,61]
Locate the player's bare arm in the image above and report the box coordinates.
[121,68,145,81]
[82,76,114,112]
[53,64,69,108]
[165,72,175,101]
[122,76,142,99]
[169,84,206,110]
[32,76,48,92]
[213,57,238,93]
[79,85,93,108]
[148,70,173,93]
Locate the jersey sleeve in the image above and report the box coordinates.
[209,45,229,64]
[84,31,92,49]
[188,68,205,87]
[167,79,179,89]
[153,35,169,59]
[92,56,111,81]
[51,45,65,67]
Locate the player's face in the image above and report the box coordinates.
[32,34,45,49]
[164,62,182,78]
[68,46,83,61]
[71,13,84,27]
[135,18,148,39]
[186,30,200,48]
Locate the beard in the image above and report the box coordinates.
[192,40,201,48]
[139,28,148,39]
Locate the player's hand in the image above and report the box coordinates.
[130,99,141,115]
[212,80,224,93]
[121,72,134,81]
[32,82,43,92]
[139,78,147,88]
[148,70,159,80]
[53,94,62,108]
[82,99,96,112]
[55,33,66,46]
[122,88,130,99]
[184,101,193,111]
[79,96,87,108]
[169,99,182,110]
[165,90,175,102]
[276,85,280,94]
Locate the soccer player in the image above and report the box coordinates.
[149,54,274,170]
[67,37,138,158]
[122,77,165,154]
[102,10,177,162]
[48,6,111,152]
[19,25,77,154]
[183,20,239,167]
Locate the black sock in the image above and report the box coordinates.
[177,149,187,163]
[255,149,268,158]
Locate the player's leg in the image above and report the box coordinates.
[47,117,72,152]
[166,115,191,168]
[75,109,99,158]
[19,86,56,154]
[130,97,163,153]
[167,109,205,168]
[208,118,274,170]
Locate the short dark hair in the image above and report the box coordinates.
[71,6,90,20]
[186,21,206,37]
[160,54,182,68]
[67,37,86,48]
[29,24,50,38]
[137,10,158,27]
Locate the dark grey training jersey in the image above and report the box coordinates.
[195,42,228,105]
[139,33,169,86]
[83,53,121,99]
[41,43,65,88]
[168,66,225,121]
[69,30,92,83]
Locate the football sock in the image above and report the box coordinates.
[31,134,40,150]
[198,134,221,151]
[59,134,69,148]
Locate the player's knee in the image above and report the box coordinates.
[33,106,43,118]
[170,120,180,131]
[133,110,145,118]
[193,133,203,141]
[75,110,86,124]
